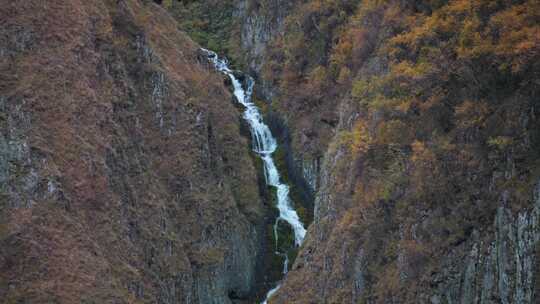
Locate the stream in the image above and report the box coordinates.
[202,49,307,303]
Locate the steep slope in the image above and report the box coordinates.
[257,0,540,303]
[0,0,265,303]
[3,0,538,303]
[163,0,299,98]
[159,0,540,302]
[163,0,540,302]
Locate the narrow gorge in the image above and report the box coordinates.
[1,0,539,303]
[201,48,307,302]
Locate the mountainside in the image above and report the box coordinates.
[174,0,540,302]
[0,0,266,302]
[246,0,540,303]
[1,0,539,303]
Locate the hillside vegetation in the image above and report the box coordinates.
[255,0,540,302]
[1,0,539,303]
[0,0,265,302]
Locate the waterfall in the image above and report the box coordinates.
[202,49,306,303]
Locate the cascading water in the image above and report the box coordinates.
[202,49,306,303]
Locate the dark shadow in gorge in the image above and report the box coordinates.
[265,110,315,226]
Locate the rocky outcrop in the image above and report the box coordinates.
[429,186,540,304]
[235,0,296,75]
[255,1,540,303]
[234,0,328,205]
[2,1,538,303]
[269,98,540,303]
[0,0,265,303]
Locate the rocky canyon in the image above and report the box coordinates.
[1,0,539,303]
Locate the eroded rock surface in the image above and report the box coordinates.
[0,1,265,303]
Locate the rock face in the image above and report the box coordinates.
[164,1,540,302]
[431,194,540,304]
[2,0,539,303]
[234,0,295,75]
[0,0,265,303]
[234,0,325,210]
[234,1,540,303]
[269,90,540,303]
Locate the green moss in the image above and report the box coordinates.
[295,206,309,225]
[253,96,272,114]
[0,111,7,129]
[273,146,288,183]
[264,221,284,282]
[487,136,514,150]
[275,220,295,252]
[271,145,313,226]
[263,186,303,282]
[167,1,240,61]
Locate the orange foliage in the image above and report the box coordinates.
[351,120,371,154]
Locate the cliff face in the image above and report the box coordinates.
[254,0,540,303]
[234,0,295,73]
[2,0,539,303]
[115,0,540,302]
[0,0,265,303]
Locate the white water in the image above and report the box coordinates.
[202,49,306,303]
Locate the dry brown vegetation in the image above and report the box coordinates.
[260,0,540,303]
[0,0,265,302]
